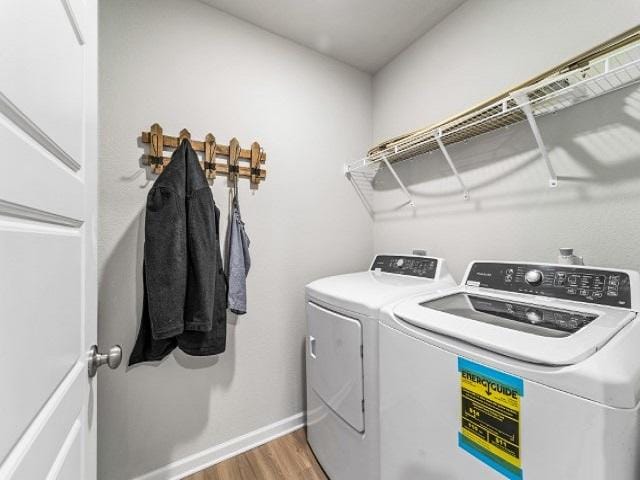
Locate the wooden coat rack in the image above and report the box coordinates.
[141,123,267,186]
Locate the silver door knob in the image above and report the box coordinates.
[88,345,122,378]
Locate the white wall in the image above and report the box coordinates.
[98,1,373,478]
[372,0,640,280]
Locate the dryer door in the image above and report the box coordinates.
[307,301,364,432]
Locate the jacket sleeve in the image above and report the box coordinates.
[183,187,217,331]
[144,185,187,339]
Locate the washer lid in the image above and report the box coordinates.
[306,271,453,317]
[393,289,636,365]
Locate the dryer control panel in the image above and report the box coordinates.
[466,262,631,308]
[370,255,438,279]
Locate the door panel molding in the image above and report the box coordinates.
[0,92,81,172]
[60,0,85,45]
[0,199,83,227]
[45,419,82,480]
[0,362,85,478]
[0,229,83,464]
[0,113,84,221]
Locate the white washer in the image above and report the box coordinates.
[305,254,455,480]
[379,260,640,480]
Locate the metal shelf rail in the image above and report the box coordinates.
[346,38,640,215]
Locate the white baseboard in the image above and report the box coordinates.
[131,412,306,480]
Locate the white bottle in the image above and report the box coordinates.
[558,248,584,266]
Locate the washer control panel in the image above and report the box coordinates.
[466,262,631,308]
[370,255,438,279]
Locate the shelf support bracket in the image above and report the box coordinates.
[511,92,558,187]
[381,155,415,208]
[344,167,375,218]
[435,133,470,200]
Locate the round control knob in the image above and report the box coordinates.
[396,258,405,267]
[524,269,544,286]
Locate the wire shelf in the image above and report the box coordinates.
[346,159,414,217]
[346,36,640,212]
[523,41,640,116]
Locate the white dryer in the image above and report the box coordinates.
[305,254,455,480]
[379,260,640,480]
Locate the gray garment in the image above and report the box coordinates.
[227,201,251,314]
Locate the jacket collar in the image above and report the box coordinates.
[154,138,209,196]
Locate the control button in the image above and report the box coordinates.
[580,276,592,286]
[525,309,543,324]
[593,292,604,299]
[567,288,577,295]
[609,276,620,286]
[566,318,579,330]
[607,290,618,297]
[579,289,588,297]
[504,275,512,283]
[525,269,544,286]
[396,258,405,268]
[568,275,579,286]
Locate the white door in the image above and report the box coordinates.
[307,302,365,432]
[0,1,101,479]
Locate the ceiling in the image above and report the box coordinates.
[199,0,466,73]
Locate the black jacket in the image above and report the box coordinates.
[129,139,227,365]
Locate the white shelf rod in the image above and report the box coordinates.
[511,92,558,187]
[435,132,470,200]
[382,154,415,208]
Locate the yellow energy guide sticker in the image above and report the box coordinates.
[458,357,524,480]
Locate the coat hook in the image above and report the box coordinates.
[250,141,262,186]
[179,128,191,143]
[228,137,241,182]
[205,133,217,180]
[150,123,164,175]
